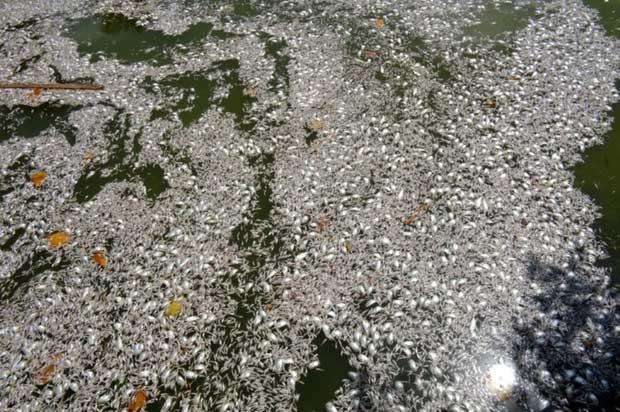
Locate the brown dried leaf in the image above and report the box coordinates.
[92,251,107,268]
[34,353,62,385]
[507,75,521,81]
[373,18,385,28]
[309,119,325,131]
[403,203,430,225]
[265,303,273,310]
[26,87,43,103]
[317,216,329,232]
[83,151,96,161]
[46,231,70,248]
[362,48,379,59]
[31,170,48,188]
[128,388,148,411]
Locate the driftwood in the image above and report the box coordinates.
[0,82,104,91]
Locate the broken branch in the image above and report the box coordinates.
[0,82,104,91]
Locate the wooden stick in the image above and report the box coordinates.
[0,82,104,91]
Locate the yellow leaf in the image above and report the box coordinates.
[166,300,183,317]
[30,170,48,188]
[92,251,107,268]
[47,231,70,248]
[128,388,148,411]
[483,98,497,108]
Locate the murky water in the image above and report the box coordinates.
[1,0,619,411]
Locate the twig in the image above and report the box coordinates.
[0,82,104,91]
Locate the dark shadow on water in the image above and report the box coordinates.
[296,333,354,412]
[145,59,256,130]
[73,107,168,202]
[0,102,82,145]
[0,250,69,300]
[512,255,620,411]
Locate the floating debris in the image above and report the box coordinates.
[91,250,107,268]
[0,1,618,411]
[30,170,48,188]
[46,230,70,248]
[165,299,183,318]
[127,388,148,411]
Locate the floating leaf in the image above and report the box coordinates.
[243,87,257,97]
[309,119,325,131]
[317,216,329,232]
[92,251,107,268]
[26,87,43,103]
[361,48,379,59]
[47,231,70,248]
[83,151,96,161]
[373,18,385,28]
[128,388,148,411]
[34,353,62,385]
[482,97,497,108]
[166,299,183,317]
[30,170,48,188]
[344,240,353,253]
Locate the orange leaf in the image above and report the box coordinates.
[30,170,48,188]
[265,303,273,310]
[92,251,107,268]
[128,388,148,411]
[47,231,71,248]
[373,18,385,28]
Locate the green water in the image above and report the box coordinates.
[68,13,237,65]
[574,0,620,289]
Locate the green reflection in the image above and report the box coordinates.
[574,0,619,288]
[68,13,237,65]
[464,2,538,38]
